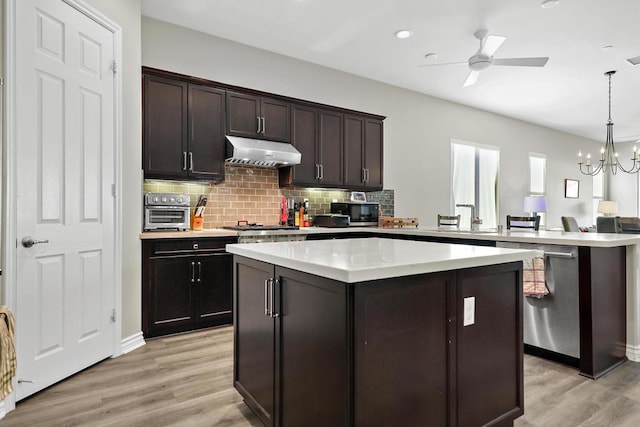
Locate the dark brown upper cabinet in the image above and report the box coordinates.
[282,106,344,187]
[143,72,226,181]
[226,91,291,142]
[142,67,383,188]
[344,115,383,190]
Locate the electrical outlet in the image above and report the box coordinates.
[463,297,475,326]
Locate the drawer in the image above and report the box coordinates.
[149,237,238,255]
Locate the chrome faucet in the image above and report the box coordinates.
[456,204,483,231]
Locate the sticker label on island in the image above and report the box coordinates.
[463,296,475,326]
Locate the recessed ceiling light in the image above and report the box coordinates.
[424,53,438,60]
[394,30,413,39]
[541,0,559,8]
[603,45,613,50]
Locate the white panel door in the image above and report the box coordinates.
[14,0,116,400]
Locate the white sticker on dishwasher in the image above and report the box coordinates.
[463,297,475,326]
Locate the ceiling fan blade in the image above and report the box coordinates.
[463,71,480,87]
[480,35,506,57]
[627,55,640,66]
[418,61,466,68]
[492,57,549,67]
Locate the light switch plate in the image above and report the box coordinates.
[463,297,475,326]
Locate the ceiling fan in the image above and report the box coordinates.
[420,29,549,87]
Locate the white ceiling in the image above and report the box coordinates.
[141,0,640,143]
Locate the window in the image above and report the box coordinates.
[593,173,603,226]
[451,140,499,229]
[529,153,546,226]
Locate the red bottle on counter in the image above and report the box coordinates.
[280,197,288,225]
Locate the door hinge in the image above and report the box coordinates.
[110,309,116,323]
[111,184,116,197]
[111,60,117,75]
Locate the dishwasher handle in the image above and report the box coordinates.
[544,251,574,259]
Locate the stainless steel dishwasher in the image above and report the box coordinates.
[496,241,580,362]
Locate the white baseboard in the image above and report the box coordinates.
[627,344,640,362]
[0,400,6,420]
[120,331,146,355]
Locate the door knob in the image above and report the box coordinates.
[21,236,49,248]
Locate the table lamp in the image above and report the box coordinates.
[524,196,547,217]
[597,200,618,216]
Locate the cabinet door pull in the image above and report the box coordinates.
[271,279,279,318]
[320,164,324,180]
[257,116,261,133]
[261,117,266,134]
[365,168,370,182]
[183,152,187,171]
[315,164,320,180]
[197,261,202,282]
[362,168,366,183]
[191,261,196,283]
[189,152,194,171]
[264,279,270,316]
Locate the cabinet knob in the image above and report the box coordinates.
[193,243,199,250]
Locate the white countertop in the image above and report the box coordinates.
[226,237,534,283]
[372,227,640,247]
[139,225,640,247]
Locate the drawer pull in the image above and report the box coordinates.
[264,279,270,316]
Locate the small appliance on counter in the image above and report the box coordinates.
[330,202,379,227]
[143,192,190,231]
[314,214,350,228]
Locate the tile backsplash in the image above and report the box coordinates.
[143,164,394,229]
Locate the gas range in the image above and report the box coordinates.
[223,223,303,243]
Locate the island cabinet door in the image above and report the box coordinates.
[275,267,349,427]
[234,258,276,426]
[353,273,452,427]
[455,262,524,426]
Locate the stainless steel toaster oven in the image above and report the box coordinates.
[143,193,190,231]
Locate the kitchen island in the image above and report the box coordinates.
[227,237,533,427]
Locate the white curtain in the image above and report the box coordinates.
[451,142,499,229]
[452,143,475,227]
[478,148,499,228]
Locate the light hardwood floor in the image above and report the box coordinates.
[3,326,640,426]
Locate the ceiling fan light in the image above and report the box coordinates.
[541,0,559,8]
[394,29,413,39]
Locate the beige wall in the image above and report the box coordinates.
[84,0,142,339]
[142,16,601,230]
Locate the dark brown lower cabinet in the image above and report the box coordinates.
[142,238,236,338]
[233,256,524,427]
[234,258,348,427]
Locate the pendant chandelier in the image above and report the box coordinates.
[578,70,640,175]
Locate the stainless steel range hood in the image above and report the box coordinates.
[225,135,301,168]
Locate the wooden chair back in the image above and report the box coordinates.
[506,215,540,231]
[437,214,461,228]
